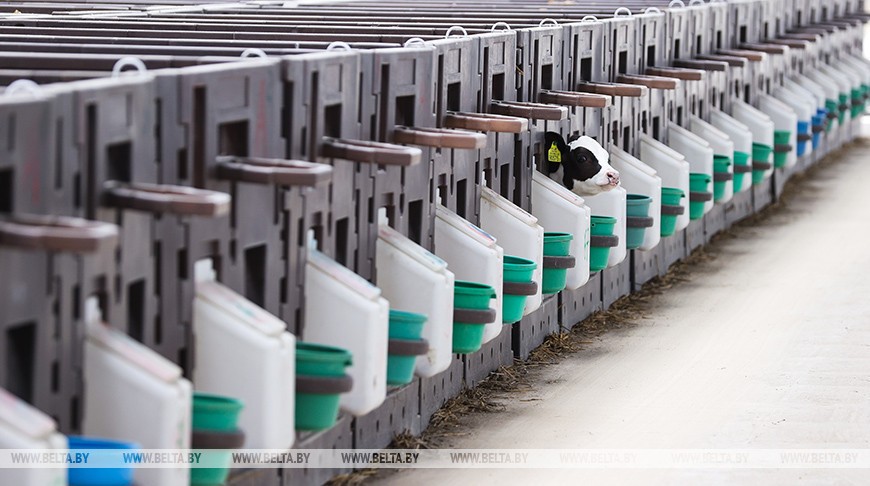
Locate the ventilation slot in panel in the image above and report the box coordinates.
[6,321,36,403]
[127,279,146,343]
[0,168,13,212]
[218,120,250,157]
[324,104,342,138]
[395,95,415,128]
[447,83,461,112]
[106,142,132,183]
[492,73,505,101]
[244,244,267,308]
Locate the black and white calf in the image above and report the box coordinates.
[544,132,620,196]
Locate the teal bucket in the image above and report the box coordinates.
[625,194,652,250]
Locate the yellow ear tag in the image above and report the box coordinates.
[547,142,561,163]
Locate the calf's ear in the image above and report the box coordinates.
[544,132,569,167]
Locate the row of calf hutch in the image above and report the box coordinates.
[0,0,867,484]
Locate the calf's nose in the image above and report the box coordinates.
[606,171,620,185]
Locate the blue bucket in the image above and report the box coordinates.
[813,109,827,150]
[796,120,810,157]
[67,436,137,486]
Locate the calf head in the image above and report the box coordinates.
[544,132,619,196]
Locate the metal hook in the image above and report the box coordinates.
[111,57,147,78]
[326,41,352,51]
[668,0,687,7]
[581,15,599,22]
[240,48,268,59]
[538,18,559,27]
[644,7,663,14]
[445,26,469,38]
[4,79,41,97]
[614,7,633,16]
[490,21,512,31]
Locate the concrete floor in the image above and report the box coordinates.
[374,135,870,485]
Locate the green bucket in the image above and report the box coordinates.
[295,342,352,431]
[191,393,244,486]
[542,232,573,295]
[838,93,849,125]
[851,88,863,118]
[387,353,418,387]
[712,155,732,202]
[689,173,711,220]
[296,342,353,377]
[660,187,684,237]
[773,131,791,168]
[453,281,496,353]
[625,194,652,250]
[733,151,750,191]
[861,85,869,116]
[502,255,536,324]
[543,232,572,256]
[591,215,616,236]
[387,310,427,386]
[590,216,617,272]
[454,280,496,310]
[191,457,233,486]
[751,143,772,185]
[825,99,838,132]
[192,393,244,432]
[296,392,343,432]
[388,310,426,340]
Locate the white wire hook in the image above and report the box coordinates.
[538,18,559,28]
[644,7,663,14]
[490,22,512,31]
[4,79,41,97]
[669,0,687,7]
[326,41,352,51]
[445,25,469,38]
[581,15,599,22]
[614,7,633,16]
[240,48,268,59]
[111,57,147,78]
[402,37,435,49]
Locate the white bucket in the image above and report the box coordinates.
[192,260,295,449]
[609,147,662,251]
[668,124,715,215]
[731,99,775,181]
[304,248,389,417]
[710,109,753,192]
[583,186,628,268]
[805,69,846,135]
[376,223,455,378]
[773,85,816,158]
[82,298,192,486]
[639,133,691,232]
[0,388,67,486]
[787,76,825,111]
[689,115,735,203]
[479,187,545,319]
[434,205,504,343]
[531,171,591,290]
[758,94,799,168]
